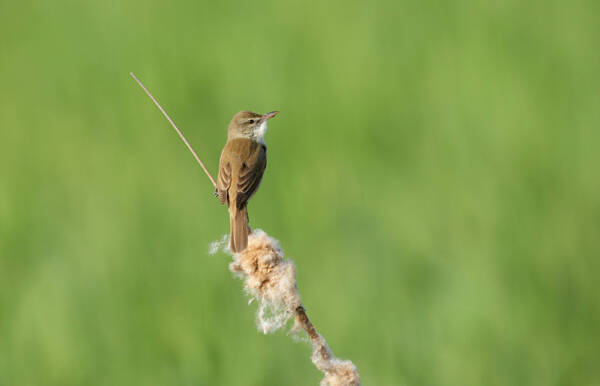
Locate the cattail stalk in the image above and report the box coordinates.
[214,230,361,386]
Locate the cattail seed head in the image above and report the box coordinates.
[212,230,360,385]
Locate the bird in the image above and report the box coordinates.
[216,110,279,253]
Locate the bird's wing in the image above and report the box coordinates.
[236,143,267,209]
[216,150,231,205]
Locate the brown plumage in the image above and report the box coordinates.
[216,110,278,253]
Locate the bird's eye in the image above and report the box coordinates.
[248,119,255,124]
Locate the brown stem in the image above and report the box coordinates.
[130,72,218,189]
[296,305,333,362]
[296,305,319,340]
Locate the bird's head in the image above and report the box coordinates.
[228,110,278,143]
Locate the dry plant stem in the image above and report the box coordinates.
[296,306,339,374]
[296,304,335,365]
[129,72,217,188]
[296,305,320,340]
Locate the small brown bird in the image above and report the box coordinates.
[216,110,278,253]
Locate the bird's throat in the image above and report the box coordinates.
[253,121,268,144]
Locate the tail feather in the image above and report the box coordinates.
[230,207,249,253]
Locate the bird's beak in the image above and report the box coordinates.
[262,111,279,121]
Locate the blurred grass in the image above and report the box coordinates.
[1,0,599,385]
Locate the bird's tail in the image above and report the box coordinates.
[229,206,249,253]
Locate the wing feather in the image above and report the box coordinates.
[216,154,231,205]
[236,145,266,209]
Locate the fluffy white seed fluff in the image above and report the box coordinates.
[211,229,360,386]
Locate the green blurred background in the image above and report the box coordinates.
[1,0,599,385]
